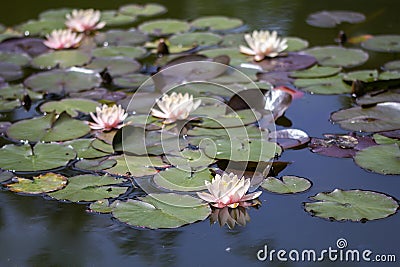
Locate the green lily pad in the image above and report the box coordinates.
[306,10,365,28]
[153,168,212,191]
[63,139,110,159]
[31,50,91,69]
[7,173,67,194]
[220,33,246,47]
[105,155,167,177]
[191,16,243,31]
[113,73,149,88]
[304,189,398,221]
[378,71,400,80]
[261,176,312,194]
[356,90,400,105]
[331,102,400,132]
[16,19,65,36]
[85,57,141,77]
[304,46,368,68]
[294,75,352,94]
[187,125,266,139]
[40,98,99,116]
[0,143,76,172]
[383,60,400,71]
[0,62,23,82]
[342,70,379,83]
[95,29,148,46]
[169,32,222,47]
[7,112,91,142]
[202,138,281,162]
[91,138,114,154]
[74,157,117,171]
[38,8,72,21]
[197,109,262,129]
[290,65,342,78]
[0,84,42,100]
[119,3,166,17]
[112,193,211,229]
[354,144,400,175]
[0,170,14,183]
[139,19,190,36]
[92,46,147,59]
[362,35,400,52]
[373,134,400,146]
[0,99,20,111]
[286,37,309,52]
[165,148,217,171]
[0,51,31,66]
[24,69,102,94]
[89,199,114,213]
[201,47,248,66]
[48,174,127,202]
[100,10,136,27]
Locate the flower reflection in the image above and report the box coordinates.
[210,206,251,229]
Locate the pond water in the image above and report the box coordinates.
[0,0,399,266]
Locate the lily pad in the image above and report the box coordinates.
[7,173,67,194]
[0,170,14,183]
[0,62,23,82]
[85,57,141,77]
[139,19,190,36]
[31,50,91,69]
[48,174,127,202]
[294,75,352,94]
[354,144,400,175]
[119,3,166,17]
[89,199,114,213]
[0,84,42,104]
[255,53,317,72]
[40,98,99,116]
[342,70,379,83]
[74,157,116,171]
[202,138,281,162]
[362,35,400,53]
[153,168,212,191]
[169,32,222,47]
[24,69,102,94]
[187,125,266,139]
[306,10,365,28]
[113,73,149,89]
[290,65,341,78]
[0,51,31,66]
[100,10,136,27]
[331,102,400,132]
[286,37,309,52]
[112,193,211,229]
[304,189,398,221]
[165,148,217,171]
[0,143,76,172]
[356,89,400,105]
[304,46,368,68]
[16,19,65,35]
[373,134,400,146]
[39,8,72,21]
[200,47,249,66]
[197,109,262,129]
[63,139,110,159]
[383,60,400,71]
[92,46,147,59]
[7,112,91,142]
[0,37,49,57]
[191,16,243,31]
[105,155,167,177]
[261,176,312,194]
[0,99,21,111]
[95,29,148,46]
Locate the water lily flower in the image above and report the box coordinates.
[43,29,83,50]
[197,172,262,208]
[65,9,106,33]
[89,104,128,131]
[239,30,288,61]
[151,92,201,124]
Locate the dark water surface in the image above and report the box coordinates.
[0,1,399,266]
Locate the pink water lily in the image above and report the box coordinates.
[151,92,201,124]
[240,30,288,61]
[43,29,83,50]
[89,104,128,131]
[65,9,106,32]
[197,172,262,208]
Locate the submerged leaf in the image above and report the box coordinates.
[306,10,365,28]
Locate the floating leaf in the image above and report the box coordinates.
[24,69,102,94]
[85,57,141,77]
[0,143,76,172]
[191,16,243,31]
[92,46,147,59]
[255,53,317,72]
[100,10,136,26]
[112,193,211,229]
[89,199,114,213]
[199,48,248,66]
[119,3,166,17]
[63,139,110,159]
[261,176,312,194]
[306,10,365,28]
[0,37,48,57]
[342,70,379,83]
[0,62,23,82]
[0,99,20,111]
[31,50,91,69]
[0,170,14,183]
[304,189,398,221]
[270,128,310,149]
[286,37,309,52]
[362,35,400,53]
[290,65,341,78]
[169,32,222,47]
[383,60,400,71]
[95,29,148,46]
[7,112,90,142]
[113,73,149,89]
[0,84,42,100]
[354,144,400,175]
[49,174,127,202]
[197,109,262,129]
[74,157,116,171]
[39,8,72,21]
[139,19,190,36]
[304,46,368,68]
[0,51,31,66]
[7,173,67,194]
[356,89,400,105]
[187,125,266,139]
[17,19,65,35]
[105,155,167,177]
[294,75,352,94]
[40,98,99,116]
[373,134,400,146]
[165,148,217,171]
[153,168,212,191]
[331,102,400,132]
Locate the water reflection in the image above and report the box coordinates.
[210,207,250,229]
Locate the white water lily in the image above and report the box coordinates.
[151,92,201,124]
[89,104,128,131]
[65,9,106,32]
[43,29,83,50]
[240,30,288,61]
[197,172,262,208]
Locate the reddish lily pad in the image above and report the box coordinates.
[255,53,317,72]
